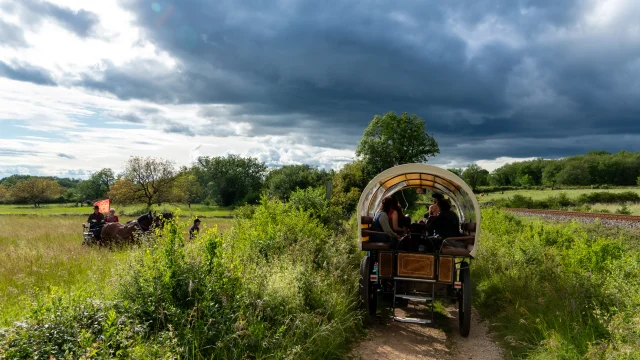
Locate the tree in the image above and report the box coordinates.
[542,161,563,188]
[555,161,591,186]
[356,112,439,179]
[76,168,115,201]
[265,164,332,200]
[519,174,535,187]
[108,178,142,205]
[330,160,368,215]
[172,171,204,208]
[119,157,176,207]
[0,184,8,203]
[193,154,267,207]
[461,164,488,190]
[447,168,463,177]
[9,178,65,207]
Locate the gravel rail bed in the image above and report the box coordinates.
[505,208,640,229]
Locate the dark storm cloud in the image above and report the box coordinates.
[0,19,28,48]
[0,61,56,86]
[77,0,640,161]
[2,0,99,38]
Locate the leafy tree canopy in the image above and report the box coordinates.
[356,112,439,179]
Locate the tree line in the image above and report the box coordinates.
[0,112,440,212]
[455,150,640,191]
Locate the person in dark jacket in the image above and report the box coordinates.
[87,205,105,240]
[426,198,460,240]
[189,219,201,239]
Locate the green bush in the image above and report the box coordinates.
[474,209,640,358]
[577,191,640,204]
[615,204,632,215]
[0,199,363,359]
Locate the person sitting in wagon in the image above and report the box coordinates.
[390,198,409,234]
[425,192,445,219]
[425,198,462,246]
[370,196,403,243]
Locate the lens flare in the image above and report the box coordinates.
[151,2,162,12]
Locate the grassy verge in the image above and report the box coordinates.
[0,203,235,217]
[0,200,362,359]
[474,209,640,358]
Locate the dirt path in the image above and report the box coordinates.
[349,306,503,360]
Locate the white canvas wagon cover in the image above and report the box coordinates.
[357,163,481,258]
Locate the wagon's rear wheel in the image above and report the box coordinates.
[458,261,471,337]
[359,255,377,324]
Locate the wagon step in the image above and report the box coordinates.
[395,294,432,301]
[393,317,432,324]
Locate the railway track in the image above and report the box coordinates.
[505,208,640,222]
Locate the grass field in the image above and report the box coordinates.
[479,188,640,215]
[0,203,235,217]
[480,188,640,202]
[0,215,232,326]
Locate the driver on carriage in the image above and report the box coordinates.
[87,205,105,240]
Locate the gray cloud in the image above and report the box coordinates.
[0,61,56,86]
[60,1,640,162]
[0,19,28,48]
[57,153,76,160]
[0,148,41,157]
[106,110,145,124]
[4,0,99,38]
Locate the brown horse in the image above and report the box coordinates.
[100,212,174,246]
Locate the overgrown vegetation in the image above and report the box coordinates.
[474,209,640,358]
[0,199,363,359]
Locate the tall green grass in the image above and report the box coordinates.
[0,199,363,359]
[474,209,640,358]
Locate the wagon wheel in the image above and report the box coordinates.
[359,255,377,324]
[458,261,471,337]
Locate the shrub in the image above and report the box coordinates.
[615,204,632,215]
[577,191,640,204]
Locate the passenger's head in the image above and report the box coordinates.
[432,192,444,204]
[438,198,452,212]
[93,205,100,214]
[381,196,395,213]
[109,208,115,215]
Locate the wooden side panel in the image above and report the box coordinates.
[397,253,435,279]
[379,252,393,278]
[438,256,454,283]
